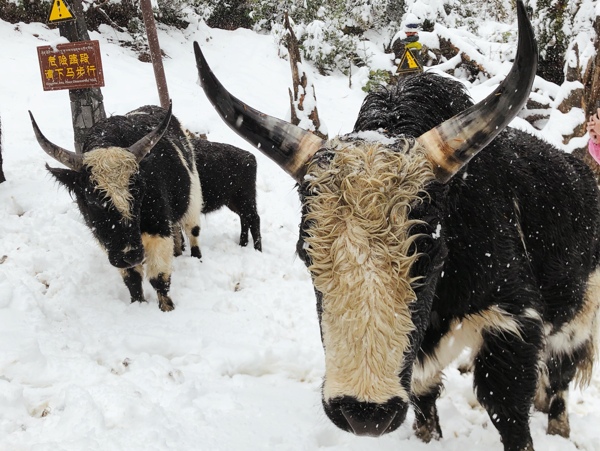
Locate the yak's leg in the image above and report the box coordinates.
[238,212,250,248]
[473,312,544,451]
[536,344,595,438]
[180,202,202,259]
[182,223,201,259]
[542,268,600,437]
[533,364,551,413]
[142,233,175,312]
[230,193,262,251]
[543,307,599,436]
[184,223,202,258]
[150,272,173,312]
[542,351,580,438]
[240,208,261,251]
[411,376,443,443]
[120,265,145,303]
[248,209,262,251]
[181,173,203,259]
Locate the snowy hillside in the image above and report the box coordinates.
[0,10,599,451]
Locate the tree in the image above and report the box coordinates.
[535,0,569,85]
[58,0,107,153]
[283,13,327,140]
[580,14,600,126]
[206,0,252,30]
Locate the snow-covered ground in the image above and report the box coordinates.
[0,11,599,451]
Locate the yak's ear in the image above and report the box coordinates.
[46,164,83,194]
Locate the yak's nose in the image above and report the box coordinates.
[123,254,143,267]
[109,248,144,268]
[123,247,144,266]
[339,400,399,437]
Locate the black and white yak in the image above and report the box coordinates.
[193,1,600,450]
[192,135,262,251]
[29,103,203,312]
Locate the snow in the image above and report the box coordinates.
[1,11,600,451]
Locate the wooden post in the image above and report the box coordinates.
[582,17,600,124]
[58,0,106,153]
[140,0,170,108]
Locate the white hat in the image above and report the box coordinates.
[403,13,421,30]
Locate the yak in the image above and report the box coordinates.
[192,136,262,251]
[193,1,600,450]
[29,103,203,312]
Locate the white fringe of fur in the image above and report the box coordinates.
[83,147,139,221]
[303,139,434,403]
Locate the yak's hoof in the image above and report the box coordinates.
[131,297,147,304]
[547,416,570,438]
[413,418,442,443]
[158,295,175,312]
[191,246,202,259]
[520,441,535,451]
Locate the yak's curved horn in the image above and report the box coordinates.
[417,0,537,183]
[194,41,325,182]
[29,111,84,171]
[128,100,173,163]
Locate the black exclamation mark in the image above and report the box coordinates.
[57,0,62,18]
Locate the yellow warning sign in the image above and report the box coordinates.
[396,48,423,75]
[47,0,75,24]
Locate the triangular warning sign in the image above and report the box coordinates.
[47,0,75,24]
[396,48,423,75]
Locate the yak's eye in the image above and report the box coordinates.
[85,193,110,210]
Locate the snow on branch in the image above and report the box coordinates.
[283,12,328,140]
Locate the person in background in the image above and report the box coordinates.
[391,13,423,64]
[587,109,600,165]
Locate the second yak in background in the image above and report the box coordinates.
[175,135,262,254]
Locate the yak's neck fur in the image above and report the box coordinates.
[303,138,435,403]
[83,147,139,221]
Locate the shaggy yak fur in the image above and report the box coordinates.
[32,105,203,312]
[192,136,262,251]
[194,3,600,447]
[293,72,600,451]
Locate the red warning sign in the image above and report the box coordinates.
[37,40,105,91]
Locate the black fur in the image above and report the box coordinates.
[297,72,600,451]
[192,136,262,251]
[46,105,201,311]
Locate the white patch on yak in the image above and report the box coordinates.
[411,306,530,396]
[141,233,174,280]
[303,139,435,404]
[543,267,600,388]
[176,128,204,250]
[83,147,139,220]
